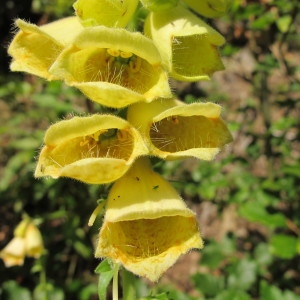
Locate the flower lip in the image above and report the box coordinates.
[35,114,148,184]
[49,26,172,107]
[71,26,162,65]
[95,157,203,281]
[8,17,83,80]
[144,5,225,81]
[0,237,26,267]
[128,100,233,160]
[98,215,202,282]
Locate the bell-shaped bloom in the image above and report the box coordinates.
[95,157,203,282]
[127,99,232,160]
[0,237,26,267]
[35,114,148,184]
[24,223,44,258]
[0,218,44,267]
[73,0,139,28]
[49,26,172,108]
[8,17,83,80]
[144,5,225,81]
[183,0,232,18]
[140,0,178,11]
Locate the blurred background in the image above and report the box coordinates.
[0,0,299,299]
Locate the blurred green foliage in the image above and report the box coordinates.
[0,0,299,299]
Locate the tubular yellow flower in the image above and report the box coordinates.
[24,223,44,258]
[95,157,203,282]
[49,26,172,108]
[35,114,148,184]
[8,17,83,80]
[127,99,232,160]
[144,5,225,81]
[183,0,232,18]
[0,218,44,267]
[73,0,139,28]
[0,237,26,267]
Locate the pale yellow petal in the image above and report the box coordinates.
[128,99,232,160]
[74,0,139,28]
[8,17,83,79]
[95,157,203,281]
[0,237,26,267]
[35,115,148,184]
[49,26,171,107]
[144,5,225,81]
[25,223,44,258]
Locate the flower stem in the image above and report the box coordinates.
[112,263,120,300]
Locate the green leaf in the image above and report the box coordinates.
[192,273,224,297]
[260,281,284,300]
[239,202,286,228]
[95,259,115,300]
[214,289,251,300]
[227,258,257,290]
[33,283,64,300]
[250,11,276,30]
[276,15,292,33]
[261,280,300,300]
[2,281,31,300]
[270,234,298,259]
[141,292,171,300]
[0,150,34,191]
[283,164,300,178]
[200,237,235,269]
[254,243,273,275]
[79,283,98,300]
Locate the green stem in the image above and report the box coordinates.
[112,263,120,300]
[39,259,48,300]
[122,268,136,300]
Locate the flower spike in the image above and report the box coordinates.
[73,0,139,28]
[8,17,83,79]
[49,26,172,108]
[144,5,225,81]
[35,115,148,184]
[127,99,232,160]
[95,157,203,282]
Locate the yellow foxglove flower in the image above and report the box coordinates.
[140,0,178,11]
[0,237,26,267]
[24,223,44,258]
[184,0,232,18]
[95,157,203,282]
[0,218,44,267]
[49,26,172,108]
[73,0,139,28]
[8,17,83,80]
[127,99,232,160]
[144,5,225,81]
[35,115,148,184]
